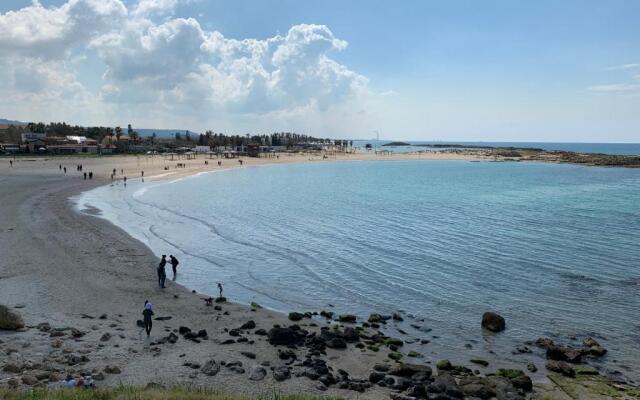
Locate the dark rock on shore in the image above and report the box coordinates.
[481,312,505,332]
[470,358,489,367]
[0,305,25,330]
[249,365,267,381]
[338,314,357,323]
[546,360,576,377]
[288,312,304,321]
[320,310,334,319]
[546,344,583,364]
[268,326,306,346]
[240,320,256,330]
[583,337,607,357]
[273,365,291,381]
[201,359,220,376]
[389,363,432,380]
[104,365,121,374]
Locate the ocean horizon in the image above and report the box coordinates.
[352,140,640,156]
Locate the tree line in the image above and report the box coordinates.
[4,122,352,149]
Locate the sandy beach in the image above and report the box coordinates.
[0,152,636,399]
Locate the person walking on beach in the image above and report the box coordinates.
[9,160,13,167]
[157,255,167,288]
[59,164,62,171]
[63,167,67,174]
[83,172,87,180]
[217,282,223,298]
[142,300,154,336]
[141,170,144,177]
[169,255,179,280]
[89,171,93,180]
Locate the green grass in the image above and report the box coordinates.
[0,387,346,400]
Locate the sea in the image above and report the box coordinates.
[76,160,640,381]
[351,140,640,155]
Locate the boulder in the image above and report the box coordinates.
[535,337,555,349]
[0,305,25,330]
[70,328,85,338]
[481,312,505,332]
[249,365,267,381]
[369,371,386,383]
[546,345,582,363]
[470,358,489,367]
[436,359,452,371]
[583,337,600,347]
[590,345,607,357]
[342,327,359,342]
[201,359,220,376]
[268,327,305,346]
[368,313,384,323]
[104,365,121,374]
[273,366,291,381]
[277,349,296,360]
[510,374,533,392]
[240,320,256,330]
[288,312,304,321]
[389,363,432,379]
[460,377,496,399]
[21,374,38,385]
[320,310,334,319]
[338,314,357,323]
[546,360,575,377]
[428,373,463,398]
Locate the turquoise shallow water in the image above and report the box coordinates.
[78,160,640,380]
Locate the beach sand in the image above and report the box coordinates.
[0,152,631,399]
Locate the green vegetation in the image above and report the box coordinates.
[388,352,403,361]
[436,359,452,370]
[383,338,403,347]
[0,387,346,400]
[496,368,525,379]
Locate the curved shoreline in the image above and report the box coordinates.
[1,155,638,399]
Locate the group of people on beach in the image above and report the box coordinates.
[157,254,179,288]
[60,373,95,389]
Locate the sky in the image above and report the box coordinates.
[1,0,639,142]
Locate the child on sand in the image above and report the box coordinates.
[143,300,154,336]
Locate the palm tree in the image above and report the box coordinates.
[106,127,114,144]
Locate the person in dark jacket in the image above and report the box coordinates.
[142,300,154,336]
[157,255,167,288]
[169,255,179,280]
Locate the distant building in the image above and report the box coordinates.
[66,135,97,145]
[21,132,46,143]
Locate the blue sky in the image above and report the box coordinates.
[1,0,639,141]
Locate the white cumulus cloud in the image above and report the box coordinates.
[0,0,376,135]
